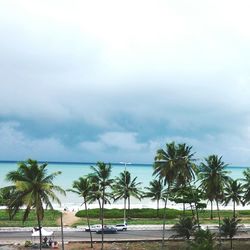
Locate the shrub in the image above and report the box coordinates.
[24,240,32,247]
[75,208,181,219]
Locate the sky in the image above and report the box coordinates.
[0,0,250,165]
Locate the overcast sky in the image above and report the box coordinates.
[0,0,250,165]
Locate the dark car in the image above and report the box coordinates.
[96,226,117,234]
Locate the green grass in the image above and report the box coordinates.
[73,208,250,227]
[0,209,61,227]
[2,208,250,227]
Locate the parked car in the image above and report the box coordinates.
[115,224,127,231]
[96,226,117,234]
[85,224,102,232]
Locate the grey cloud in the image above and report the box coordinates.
[0,1,250,164]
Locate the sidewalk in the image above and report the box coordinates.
[1,224,250,232]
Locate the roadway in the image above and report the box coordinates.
[0,230,176,244]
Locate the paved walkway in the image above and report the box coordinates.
[1,224,250,232]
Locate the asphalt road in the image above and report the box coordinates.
[0,230,176,244]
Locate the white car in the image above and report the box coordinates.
[115,224,127,231]
[85,224,102,232]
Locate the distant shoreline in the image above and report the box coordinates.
[0,160,249,168]
[0,160,153,166]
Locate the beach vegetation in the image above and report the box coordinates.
[223,179,244,218]
[172,216,196,240]
[242,168,250,204]
[67,176,94,248]
[112,170,143,222]
[189,228,216,250]
[88,161,112,250]
[144,178,167,217]
[153,142,197,248]
[75,207,181,219]
[198,155,230,245]
[4,159,65,250]
[220,217,241,250]
[0,209,61,227]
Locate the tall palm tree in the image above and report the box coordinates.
[198,155,230,245]
[5,159,65,250]
[174,144,199,225]
[175,143,196,188]
[67,177,93,248]
[153,141,180,249]
[112,170,143,223]
[223,179,244,218]
[89,162,112,250]
[144,178,166,217]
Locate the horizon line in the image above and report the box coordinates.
[0,160,153,166]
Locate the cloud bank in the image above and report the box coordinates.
[0,0,250,165]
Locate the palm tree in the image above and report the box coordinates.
[89,162,112,250]
[67,177,93,248]
[175,144,200,226]
[223,179,244,218]
[172,216,196,240]
[153,142,179,248]
[112,170,143,223]
[242,168,250,205]
[175,143,196,188]
[198,155,230,245]
[190,228,215,250]
[144,178,166,217]
[154,142,197,246]
[0,186,16,219]
[220,217,241,250]
[5,159,65,250]
[87,180,112,220]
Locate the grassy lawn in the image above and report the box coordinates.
[0,209,61,227]
[73,208,250,226]
[1,208,250,227]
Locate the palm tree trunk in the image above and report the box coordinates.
[98,199,102,220]
[124,197,127,223]
[210,200,213,220]
[188,182,200,228]
[85,202,93,248]
[161,197,168,250]
[233,201,235,218]
[60,212,64,250]
[128,196,130,218]
[101,188,105,250]
[36,213,42,250]
[157,199,159,217]
[195,203,200,229]
[190,203,195,217]
[216,199,222,248]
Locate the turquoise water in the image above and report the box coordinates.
[0,162,248,208]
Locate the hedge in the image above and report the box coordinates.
[75,208,182,219]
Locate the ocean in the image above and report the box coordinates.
[0,161,249,210]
